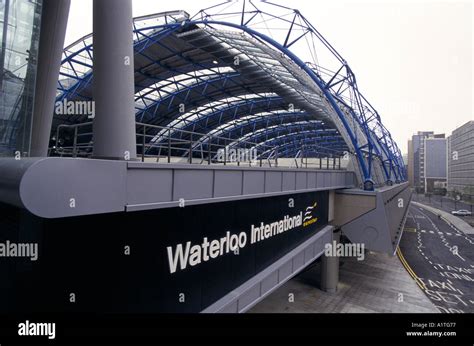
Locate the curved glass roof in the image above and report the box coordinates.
[55,2,406,188]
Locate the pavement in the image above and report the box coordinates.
[399,203,474,313]
[250,248,438,313]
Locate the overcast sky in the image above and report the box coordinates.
[65,0,473,154]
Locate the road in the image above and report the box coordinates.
[412,193,474,226]
[399,203,474,313]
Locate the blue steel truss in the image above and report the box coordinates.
[56,2,407,190]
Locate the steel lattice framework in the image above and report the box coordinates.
[55,1,407,190]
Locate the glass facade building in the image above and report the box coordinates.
[0,0,42,157]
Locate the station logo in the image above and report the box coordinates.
[303,202,318,227]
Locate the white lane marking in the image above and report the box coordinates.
[451,249,464,261]
[414,208,473,263]
[408,207,472,280]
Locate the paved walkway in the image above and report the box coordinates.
[250,251,439,313]
[412,201,474,235]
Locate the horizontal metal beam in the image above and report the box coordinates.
[0,158,355,219]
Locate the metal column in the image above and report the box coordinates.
[92,0,137,160]
[30,0,71,157]
[321,229,341,293]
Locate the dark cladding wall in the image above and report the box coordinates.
[0,191,328,313]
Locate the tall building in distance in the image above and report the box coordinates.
[407,139,414,187]
[447,121,474,200]
[410,131,433,192]
[408,131,447,193]
[424,136,447,193]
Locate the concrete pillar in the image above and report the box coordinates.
[92,0,137,160]
[321,229,341,293]
[30,0,71,157]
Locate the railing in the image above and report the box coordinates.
[50,122,344,170]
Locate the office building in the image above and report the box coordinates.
[424,136,447,193]
[447,121,474,200]
[408,131,447,193]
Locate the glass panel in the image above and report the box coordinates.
[0,0,43,157]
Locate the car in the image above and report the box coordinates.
[451,210,472,216]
